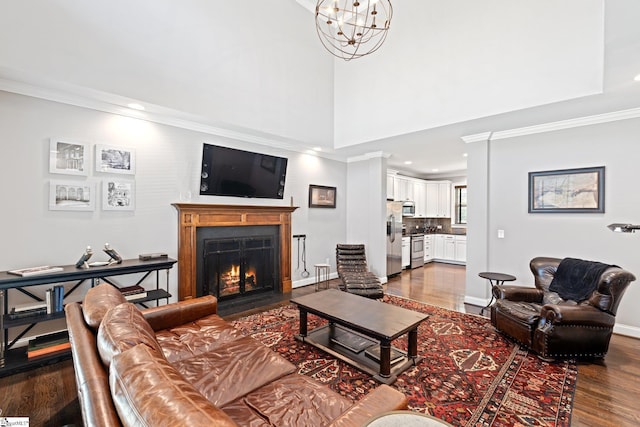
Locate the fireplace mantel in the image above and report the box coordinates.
[173,203,298,301]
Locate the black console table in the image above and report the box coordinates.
[0,257,176,376]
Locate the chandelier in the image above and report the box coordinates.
[315,0,393,61]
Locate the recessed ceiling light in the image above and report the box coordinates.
[432,168,439,172]
[634,73,640,82]
[127,103,145,111]
[404,161,413,165]
[463,153,468,157]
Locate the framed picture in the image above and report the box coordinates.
[95,144,136,175]
[528,166,605,213]
[49,180,96,211]
[49,138,89,176]
[309,185,336,208]
[103,179,135,211]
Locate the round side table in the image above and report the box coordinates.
[314,263,330,291]
[478,271,516,315]
[365,410,453,427]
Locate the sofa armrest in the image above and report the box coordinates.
[65,302,123,427]
[328,385,408,427]
[493,285,543,303]
[539,304,615,329]
[142,295,218,331]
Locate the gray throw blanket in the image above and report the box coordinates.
[549,257,615,302]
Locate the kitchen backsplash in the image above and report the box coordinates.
[403,217,466,235]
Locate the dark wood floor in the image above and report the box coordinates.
[1,263,639,426]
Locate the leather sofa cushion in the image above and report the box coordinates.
[172,335,297,408]
[98,303,163,368]
[494,300,541,325]
[83,283,127,329]
[110,343,238,427]
[242,373,352,426]
[154,314,246,363]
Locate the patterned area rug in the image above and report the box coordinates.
[231,295,576,426]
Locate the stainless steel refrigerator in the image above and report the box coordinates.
[386,201,403,276]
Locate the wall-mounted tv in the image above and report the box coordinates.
[199,144,288,199]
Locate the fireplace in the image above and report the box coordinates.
[173,204,297,305]
[197,226,280,302]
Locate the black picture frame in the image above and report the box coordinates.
[528,166,605,213]
[308,185,336,208]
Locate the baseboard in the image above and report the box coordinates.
[292,272,338,289]
[613,323,640,339]
[464,295,489,307]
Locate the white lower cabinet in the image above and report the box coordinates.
[432,234,466,264]
[424,235,433,262]
[402,237,410,268]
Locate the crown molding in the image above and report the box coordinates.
[462,107,640,143]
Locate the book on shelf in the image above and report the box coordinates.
[118,285,146,296]
[124,292,148,301]
[7,307,48,320]
[27,341,71,358]
[11,302,47,313]
[27,331,70,358]
[364,346,406,365]
[8,265,64,277]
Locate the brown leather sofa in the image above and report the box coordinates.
[65,283,408,426]
[490,256,635,359]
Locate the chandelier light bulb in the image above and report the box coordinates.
[315,0,392,61]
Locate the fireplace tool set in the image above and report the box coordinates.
[293,234,310,278]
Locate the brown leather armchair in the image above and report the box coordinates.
[490,257,635,360]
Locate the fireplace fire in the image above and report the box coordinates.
[197,226,280,305]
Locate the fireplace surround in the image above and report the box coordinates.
[173,204,297,302]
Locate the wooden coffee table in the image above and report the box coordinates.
[291,289,429,384]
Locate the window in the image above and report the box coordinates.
[455,185,467,225]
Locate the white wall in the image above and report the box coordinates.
[466,117,640,336]
[0,0,335,147]
[0,91,347,340]
[333,0,603,146]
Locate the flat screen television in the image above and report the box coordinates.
[199,144,288,199]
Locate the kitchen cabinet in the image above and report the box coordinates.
[413,181,427,217]
[402,236,410,268]
[386,174,395,200]
[394,177,413,202]
[443,235,456,259]
[432,234,466,264]
[426,182,451,218]
[454,235,467,262]
[423,235,433,262]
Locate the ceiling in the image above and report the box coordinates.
[0,1,638,179]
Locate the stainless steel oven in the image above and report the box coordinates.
[410,234,424,269]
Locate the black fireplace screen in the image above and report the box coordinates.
[202,235,276,300]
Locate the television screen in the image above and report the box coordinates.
[199,144,287,199]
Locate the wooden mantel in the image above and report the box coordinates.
[173,203,298,301]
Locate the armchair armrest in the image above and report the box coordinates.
[539,304,615,329]
[493,285,543,303]
[142,296,219,331]
[328,385,408,427]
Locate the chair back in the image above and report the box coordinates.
[336,244,370,276]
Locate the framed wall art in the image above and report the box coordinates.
[528,166,605,213]
[308,185,336,208]
[49,138,89,176]
[49,180,96,211]
[103,179,135,211]
[95,144,136,175]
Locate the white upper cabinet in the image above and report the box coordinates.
[386,173,450,218]
[386,174,395,200]
[426,182,451,218]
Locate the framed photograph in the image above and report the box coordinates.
[309,185,336,208]
[103,179,135,211]
[49,138,89,176]
[528,166,605,213]
[95,144,136,175]
[49,180,96,211]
